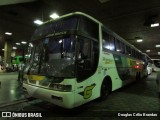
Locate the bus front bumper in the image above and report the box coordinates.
[23,83,75,109]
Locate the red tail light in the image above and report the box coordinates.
[134,65,140,69]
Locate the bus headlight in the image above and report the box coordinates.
[49,84,72,92]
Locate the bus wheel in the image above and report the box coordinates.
[100,79,111,100]
[136,72,141,81]
[139,72,141,80]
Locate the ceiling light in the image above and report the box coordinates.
[158,52,160,55]
[16,43,20,45]
[12,47,17,50]
[116,49,121,52]
[25,54,31,57]
[146,50,150,52]
[59,40,62,43]
[136,39,143,42]
[2,49,4,51]
[50,13,59,19]
[29,43,33,47]
[5,32,12,35]
[151,23,159,27]
[144,15,159,27]
[21,41,27,44]
[34,19,43,25]
[155,45,160,47]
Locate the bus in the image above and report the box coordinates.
[152,59,160,72]
[12,56,23,65]
[23,12,145,108]
[12,56,29,71]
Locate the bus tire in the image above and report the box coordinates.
[99,77,112,100]
[139,72,141,80]
[136,72,141,81]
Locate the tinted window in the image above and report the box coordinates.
[115,39,122,53]
[131,49,135,57]
[32,16,79,40]
[102,31,115,51]
[125,45,131,56]
[110,36,115,51]
[79,16,99,39]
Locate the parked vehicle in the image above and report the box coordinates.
[152,59,160,72]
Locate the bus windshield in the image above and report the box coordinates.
[30,36,76,77]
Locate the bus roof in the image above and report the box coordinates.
[42,12,102,26]
[34,11,143,54]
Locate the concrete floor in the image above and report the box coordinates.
[0,72,25,104]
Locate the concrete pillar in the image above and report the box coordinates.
[4,40,12,68]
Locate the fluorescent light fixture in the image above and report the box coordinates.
[5,32,12,35]
[116,49,121,52]
[59,40,62,43]
[155,45,160,47]
[34,19,43,25]
[12,47,17,50]
[136,39,143,42]
[25,54,31,57]
[21,41,27,44]
[158,52,160,55]
[151,23,159,27]
[146,50,150,52]
[16,43,20,45]
[29,43,33,47]
[50,13,59,19]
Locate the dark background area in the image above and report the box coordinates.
[0,0,160,59]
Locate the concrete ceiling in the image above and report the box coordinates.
[0,0,160,59]
[0,0,37,5]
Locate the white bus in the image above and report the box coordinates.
[152,59,160,72]
[23,12,145,108]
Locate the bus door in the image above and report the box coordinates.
[74,36,99,104]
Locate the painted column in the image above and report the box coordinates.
[4,40,12,69]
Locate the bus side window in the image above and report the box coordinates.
[136,51,139,58]
[102,31,110,50]
[115,39,122,53]
[126,45,131,56]
[102,31,115,51]
[131,49,134,57]
[120,41,125,54]
[92,40,99,73]
[109,36,115,51]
